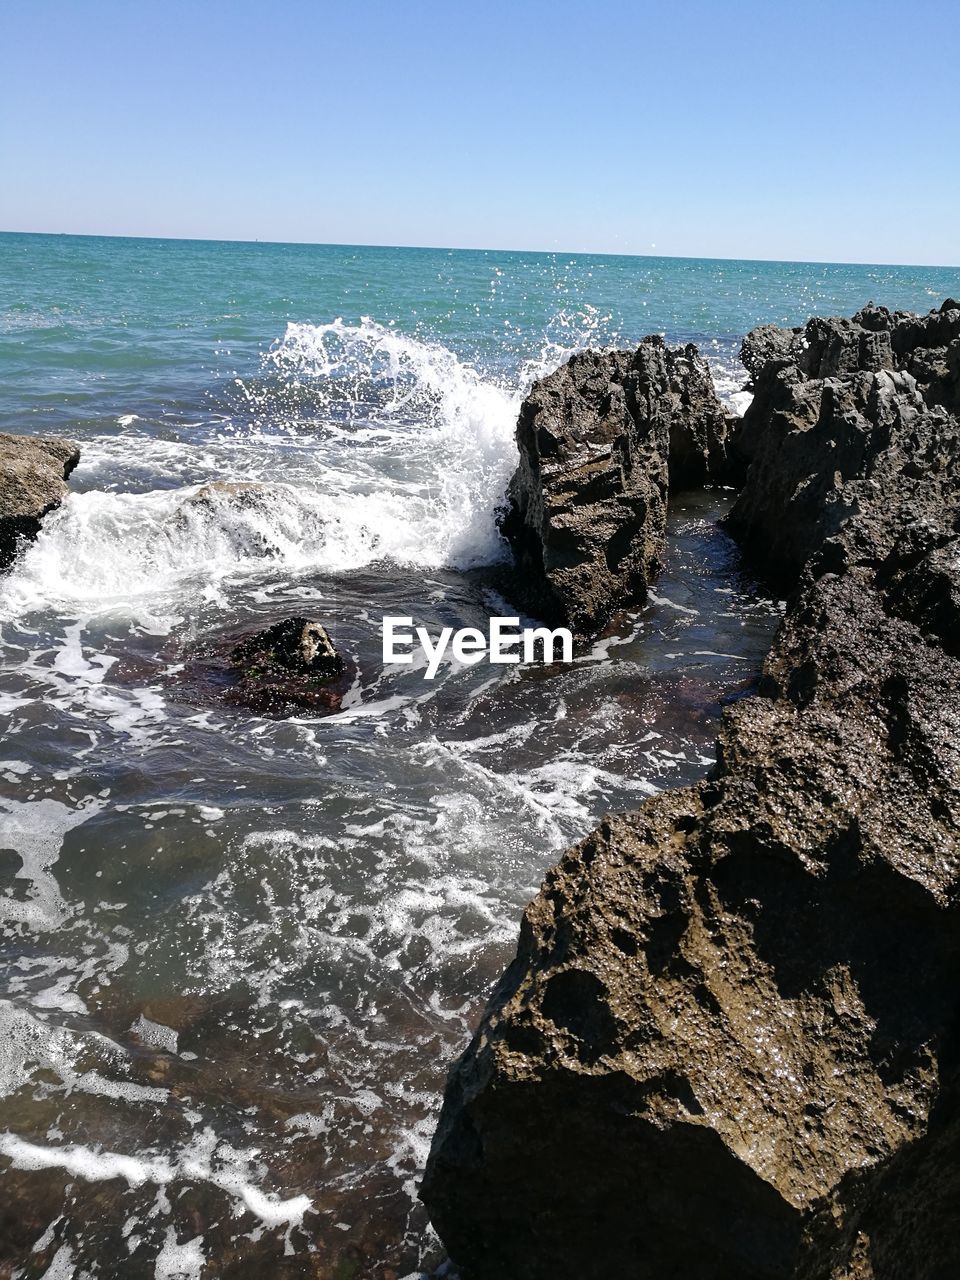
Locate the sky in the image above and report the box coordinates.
[1,0,958,266]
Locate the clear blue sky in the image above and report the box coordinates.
[1,0,957,265]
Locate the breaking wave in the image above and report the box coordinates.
[0,320,538,619]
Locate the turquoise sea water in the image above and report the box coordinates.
[3,233,958,443]
[0,234,958,1278]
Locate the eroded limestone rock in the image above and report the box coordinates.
[422,304,960,1280]
[499,337,729,638]
[0,431,80,570]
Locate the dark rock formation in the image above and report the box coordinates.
[727,366,955,589]
[226,617,345,714]
[0,431,80,570]
[499,337,728,638]
[422,303,960,1280]
[732,298,960,517]
[230,617,344,682]
[170,618,349,717]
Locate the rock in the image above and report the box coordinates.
[499,337,728,639]
[230,617,343,681]
[421,302,960,1280]
[739,322,798,380]
[733,299,960,496]
[224,618,345,715]
[182,480,280,511]
[0,431,80,570]
[170,478,308,563]
[168,618,348,718]
[728,299,960,588]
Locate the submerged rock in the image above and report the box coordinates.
[499,337,728,638]
[230,616,344,681]
[170,480,301,562]
[0,431,80,570]
[180,480,288,515]
[171,618,349,718]
[422,303,960,1280]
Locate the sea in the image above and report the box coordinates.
[1,232,957,1278]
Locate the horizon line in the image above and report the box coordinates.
[1,228,957,273]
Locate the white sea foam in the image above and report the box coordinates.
[703,342,751,415]
[0,320,535,619]
[155,1230,204,1280]
[0,999,168,1107]
[39,1243,76,1279]
[0,1131,312,1229]
[0,314,616,621]
[0,796,104,931]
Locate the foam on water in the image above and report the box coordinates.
[155,1231,205,1280]
[0,795,105,931]
[0,1132,312,1229]
[0,320,545,621]
[0,314,678,623]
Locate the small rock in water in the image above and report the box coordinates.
[230,617,344,681]
[167,617,349,718]
[225,618,346,715]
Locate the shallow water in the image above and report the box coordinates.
[1,235,957,1277]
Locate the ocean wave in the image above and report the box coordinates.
[0,317,749,621]
[0,320,532,618]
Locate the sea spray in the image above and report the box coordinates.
[0,321,533,620]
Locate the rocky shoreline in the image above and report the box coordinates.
[422,301,960,1279]
[3,300,958,1279]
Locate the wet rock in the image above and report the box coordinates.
[0,431,80,570]
[170,618,349,718]
[226,618,346,715]
[422,303,960,1280]
[499,337,728,638]
[171,480,299,560]
[230,617,344,681]
[180,479,294,517]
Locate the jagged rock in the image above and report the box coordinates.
[0,432,80,570]
[499,337,728,638]
[740,299,960,395]
[733,299,960,494]
[422,303,960,1280]
[230,617,343,682]
[168,618,348,718]
[728,299,960,588]
[740,322,798,380]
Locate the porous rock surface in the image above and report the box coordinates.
[0,431,80,570]
[499,336,729,637]
[169,618,348,718]
[730,298,960,583]
[422,302,960,1280]
[230,616,343,682]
